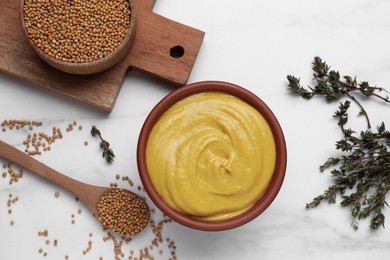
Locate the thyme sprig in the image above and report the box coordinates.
[307,102,390,230]
[91,125,115,163]
[287,56,390,128]
[288,57,390,230]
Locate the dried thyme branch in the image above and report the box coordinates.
[287,57,390,230]
[91,125,115,163]
[287,56,390,128]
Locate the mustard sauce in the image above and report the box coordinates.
[146,92,276,221]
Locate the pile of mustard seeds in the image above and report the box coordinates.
[97,189,150,236]
[23,0,131,63]
[98,175,178,260]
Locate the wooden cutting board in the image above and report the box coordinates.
[0,0,205,112]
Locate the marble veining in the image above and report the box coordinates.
[1,0,390,259]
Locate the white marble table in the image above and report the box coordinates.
[1,0,390,259]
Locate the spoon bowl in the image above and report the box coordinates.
[0,139,149,236]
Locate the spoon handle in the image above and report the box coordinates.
[0,139,86,197]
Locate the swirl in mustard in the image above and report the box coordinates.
[146,92,276,221]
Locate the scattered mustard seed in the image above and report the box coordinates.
[82,240,93,255]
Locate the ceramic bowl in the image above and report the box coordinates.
[137,81,287,231]
[19,0,136,75]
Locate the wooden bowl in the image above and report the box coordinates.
[19,0,136,75]
[137,81,287,231]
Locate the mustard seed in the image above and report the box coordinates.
[97,189,150,236]
[23,0,132,63]
[38,229,49,237]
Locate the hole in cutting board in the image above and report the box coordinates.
[170,45,185,58]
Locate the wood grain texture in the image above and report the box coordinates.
[0,139,111,218]
[0,0,205,112]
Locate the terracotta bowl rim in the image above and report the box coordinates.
[19,0,136,74]
[137,81,287,231]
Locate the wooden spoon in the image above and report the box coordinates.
[0,139,149,235]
